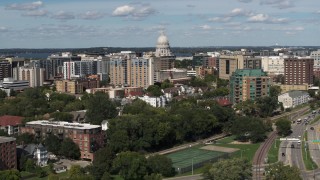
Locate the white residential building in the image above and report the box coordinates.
[261,56,287,75]
[138,95,167,107]
[311,49,320,70]
[13,66,45,87]
[278,90,310,109]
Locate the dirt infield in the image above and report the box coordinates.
[201,145,239,153]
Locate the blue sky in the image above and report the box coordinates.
[0,0,319,48]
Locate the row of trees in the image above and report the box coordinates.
[44,135,81,159]
[202,158,301,180]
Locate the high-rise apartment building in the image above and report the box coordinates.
[21,121,104,161]
[0,136,17,170]
[109,56,154,88]
[284,58,314,85]
[13,66,45,87]
[63,61,97,80]
[230,69,270,104]
[0,61,11,81]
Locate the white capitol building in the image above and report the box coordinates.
[155,31,173,57]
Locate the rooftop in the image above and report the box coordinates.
[0,115,23,126]
[0,136,16,144]
[287,90,309,98]
[26,120,101,130]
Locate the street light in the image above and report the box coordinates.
[312,156,315,180]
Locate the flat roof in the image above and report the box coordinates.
[0,136,16,144]
[26,120,101,130]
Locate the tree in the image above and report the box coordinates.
[161,79,174,89]
[256,96,280,117]
[69,165,84,178]
[60,138,80,159]
[24,159,35,172]
[44,134,61,155]
[50,112,73,122]
[265,162,301,180]
[146,85,163,97]
[89,147,115,180]
[270,85,281,98]
[0,89,7,101]
[0,169,21,180]
[0,129,8,136]
[275,118,292,136]
[202,158,252,180]
[49,100,65,112]
[112,151,149,180]
[85,92,117,125]
[147,155,175,177]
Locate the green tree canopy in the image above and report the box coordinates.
[85,92,117,125]
[112,151,148,180]
[147,154,175,177]
[202,158,252,180]
[275,118,292,136]
[146,85,163,97]
[0,169,21,180]
[44,134,61,155]
[265,162,301,180]
[60,138,80,159]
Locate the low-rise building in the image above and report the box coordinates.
[138,95,167,107]
[0,136,16,170]
[0,78,29,96]
[55,79,83,94]
[279,84,309,93]
[21,121,104,161]
[0,115,23,135]
[17,143,48,167]
[278,90,310,109]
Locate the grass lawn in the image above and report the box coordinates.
[302,131,318,170]
[310,115,320,125]
[267,138,280,163]
[214,135,261,162]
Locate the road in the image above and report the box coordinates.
[279,111,320,180]
[164,174,202,180]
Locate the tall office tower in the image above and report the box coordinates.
[96,57,110,81]
[0,61,11,80]
[192,53,209,67]
[63,61,97,80]
[230,69,271,104]
[13,66,45,87]
[284,58,314,85]
[153,32,175,82]
[219,55,244,80]
[0,137,17,170]
[41,52,81,80]
[109,57,128,86]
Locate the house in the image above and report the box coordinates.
[278,90,310,109]
[0,115,23,135]
[17,143,48,167]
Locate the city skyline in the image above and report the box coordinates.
[0,0,320,48]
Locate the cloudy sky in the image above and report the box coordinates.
[0,0,319,48]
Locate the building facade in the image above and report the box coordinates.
[0,136,17,170]
[230,69,271,104]
[311,49,320,70]
[55,79,83,94]
[0,115,23,135]
[284,58,314,85]
[278,90,310,109]
[63,61,97,80]
[0,61,11,81]
[13,66,45,87]
[21,121,104,161]
[219,55,244,80]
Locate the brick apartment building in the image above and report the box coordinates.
[284,58,314,85]
[21,121,104,161]
[0,136,17,170]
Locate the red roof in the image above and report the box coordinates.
[216,99,232,107]
[0,115,23,126]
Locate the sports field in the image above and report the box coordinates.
[166,147,226,169]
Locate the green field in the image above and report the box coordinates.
[267,138,280,163]
[214,135,261,162]
[166,146,226,170]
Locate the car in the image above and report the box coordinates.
[298,135,301,138]
[292,120,295,124]
[291,144,295,148]
[311,127,315,130]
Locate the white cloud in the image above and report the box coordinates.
[79,11,105,20]
[112,5,135,16]
[260,0,295,9]
[23,10,48,17]
[52,11,75,20]
[199,25,212,30]
[0,26,8,32]
[5,1,43,11]
[238,0,253,3]
[247,13,288,23]
[208,17,231,22]
[228,8,253,17]
[112,4,156,19]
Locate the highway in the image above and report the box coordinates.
[279,110,320,180]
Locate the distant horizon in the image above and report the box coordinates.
[1,1,320,48]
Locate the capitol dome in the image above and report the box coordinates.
[155,31,173,57]
[157,33,169,45]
